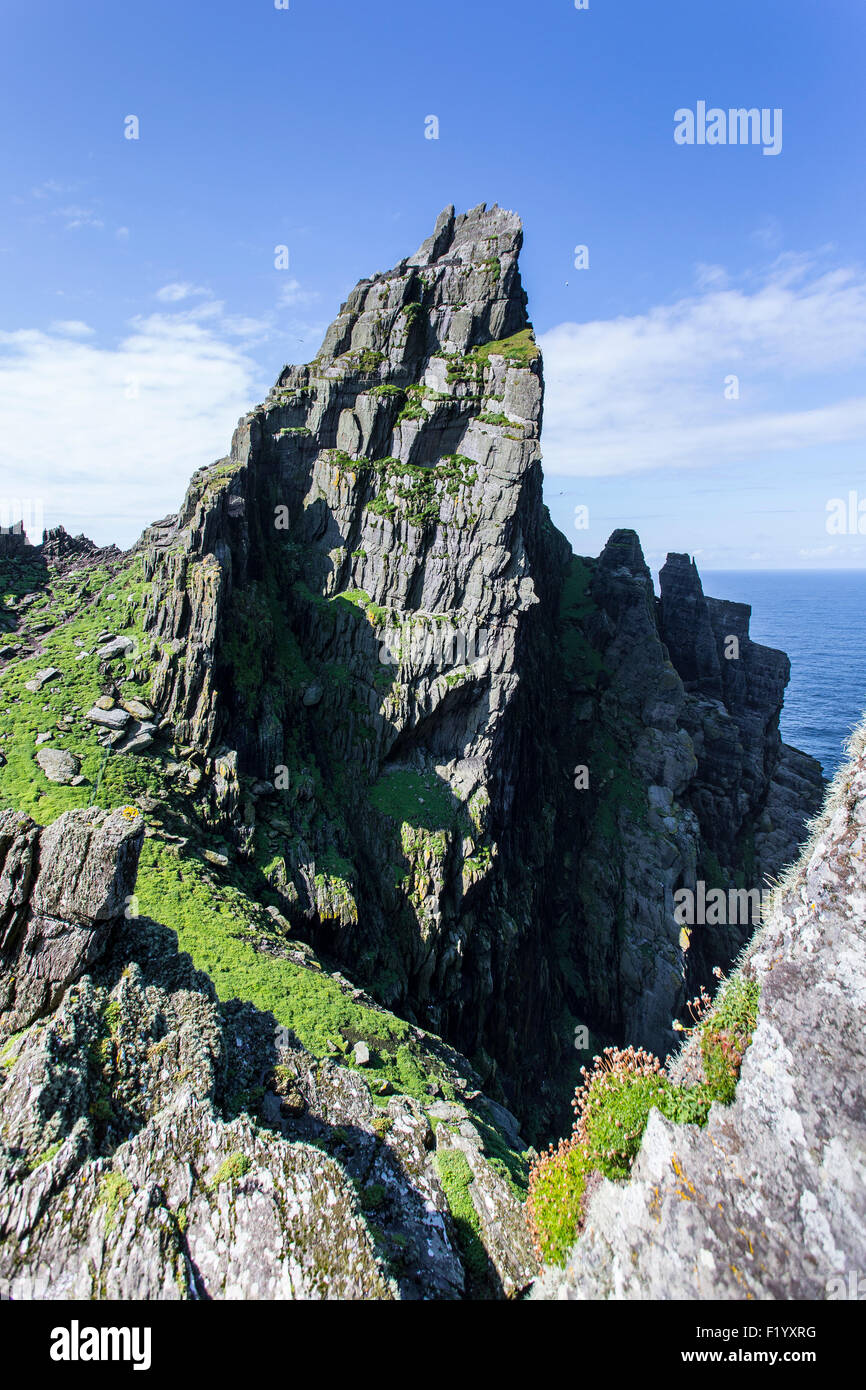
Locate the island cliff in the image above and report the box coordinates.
[0,205,828,1298]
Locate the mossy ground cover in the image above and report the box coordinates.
[469,328,539,370]
[367,768,460,833]
[133,836,456,1103]
[434,1148,490,1290]
[0,555,158,823]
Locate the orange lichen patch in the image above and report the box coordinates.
[736,1227,755,1256]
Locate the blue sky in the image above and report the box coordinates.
[1,0,864,568]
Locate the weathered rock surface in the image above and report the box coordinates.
[0,807,144,1035]
[0,807,536,1300]
[532,725,866,1300]
[35,747,80,784]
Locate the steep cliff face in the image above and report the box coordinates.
[532,721,866,1301]
[0,205,822,1160]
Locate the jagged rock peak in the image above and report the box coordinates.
[282,202,531,385]
[658,551,722,696]
[598,528,651,579]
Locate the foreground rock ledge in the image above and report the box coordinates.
[532,724,866,1301]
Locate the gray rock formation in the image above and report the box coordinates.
[0,807,144,1035]
[0,199,828,1271]
[110,207,821,1134]
[532,723,866,1300]
[0,807,535,1300]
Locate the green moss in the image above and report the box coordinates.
[210,1152,253,1187]
[470,328,539,369]
[133,837,451,1104]
[435,1149,489,1284]
[97,1171,133,1232]
[26,1141,62,1173]
[345,349,385,374]
[0,555,155,823]
[359,1181,386,1212]
[368,768,459,832]
[369,384,405,399]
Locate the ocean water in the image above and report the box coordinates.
[696,571,866,779]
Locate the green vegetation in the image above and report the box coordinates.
[470,328,539,370]
[526,974,760,1266]
[97,1171,133,1233]
[211,1153,253,1187]
[344,349,385,374]
[526,1140,592,1268]
[369,384,405,399]
[368,768,459,832]
[26,1141,62,1173]
[477,411,512,427]
[435,1149,489,1285]
[699,974,760,1105]
[220,578,312,719]
[134,837,455,1103]
[0,555,157,823]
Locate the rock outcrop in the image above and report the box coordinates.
[0,806,536,1300]
[532,722,866,1300]
[111,206,822,1132]
[0,807,144,1035]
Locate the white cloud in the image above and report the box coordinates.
[278,278,319,309]
[56,205,104,230]
[155,281,211,303]
[540,256,866,477]
[49,320,94,338]
[0,313,266,548]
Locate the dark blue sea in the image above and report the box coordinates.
[697,572,866,779]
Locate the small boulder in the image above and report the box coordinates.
[121,699,154,721]
[36,748,81,785]
[116,721,156,754]
[97,636,135,661]
[302,682,324,707]
[25,666,61,693]
[86,705,130,731]
[353,1041,371,1067]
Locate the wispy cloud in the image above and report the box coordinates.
[155,282,211,303]
[49,320,94,338]
[278,278,319,309]
[55,204,104,230]
[540,254,866,477]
